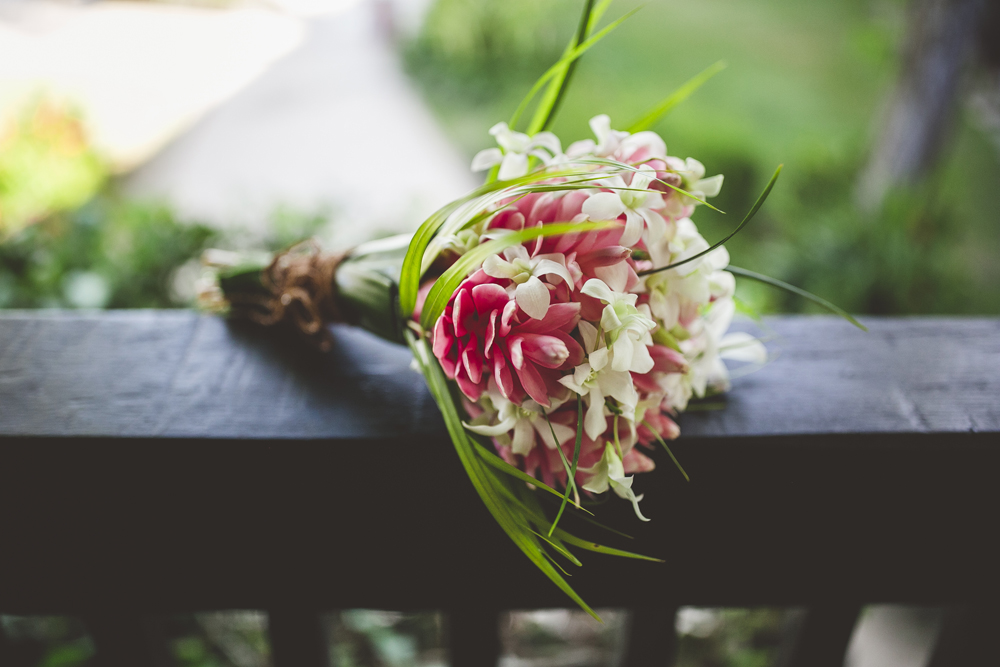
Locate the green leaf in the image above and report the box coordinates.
[399,170,575,318]
[471,439,573,504]
[531,530,583,567]
[530,0,594,135]
[552,528,664,562]
[407,333,601,621]
[626,61,727,133]
[419,220,614,331]
[639,164,783,277]
[509,7,640,132]
[642,419,690,482]
[727,265,868,331]
[548,397,584,537]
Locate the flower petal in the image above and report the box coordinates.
[515,276,551,320]
[471,147,503,172]
[585,386,607,441]
[582,192,626,222]
[464,414,518,437]
[498,152,529,180]
[619,208,644,247]
[698,174,724,197]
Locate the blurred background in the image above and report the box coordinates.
[1,0,996,664]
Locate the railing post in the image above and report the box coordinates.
[85,615,172,667]
[268,609,329,667]
[774,605,861,667]
[448,608,500,667]
[925,606,999,667]
[621,606,679,667]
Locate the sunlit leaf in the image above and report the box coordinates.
[626,61,727,133]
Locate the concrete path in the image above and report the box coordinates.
[122,0,476,249]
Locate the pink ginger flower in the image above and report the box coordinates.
[637,408,681,446]
[432,270,584,407]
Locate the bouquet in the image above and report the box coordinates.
[203,1,862,619]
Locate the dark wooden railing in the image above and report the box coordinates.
[1,312,997,666]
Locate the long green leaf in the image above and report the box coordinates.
[513,490,661,562]
[548,397,584,537]
[638,164,783,277]
[552,528,664,562]
[727,266,868,331]
[399,169,582,318]
[471,440,570,503]
[420,220,614,331]
[530,0,594,134]
[642,419,690,482]
[509,8,640,132]
[407,333,601,620]
[626,61,727,133]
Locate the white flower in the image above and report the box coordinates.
[471,122,562,180]
[644,219,734,327]
[558,321,639,441]
[581,165,668,248]
[481,246,573,320]
[686,298,767,398]
[581,443,649,521]
[463,386,574,456]
[566,114,629,158]
[579,279,656,374]
[663,157,723,215]
[566,114,667,162]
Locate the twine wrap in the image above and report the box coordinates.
[228,240,350,351]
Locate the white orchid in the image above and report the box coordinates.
[471,122,562,180]
[481,246,574,320]
[463,386,575,456]
[559,321,640,440]
[662,157,723,216]
[686,298,767,399]
[566,114,668,160]
[644,219,734,328]
[581,165,669,248]
[581,443,649,521]
[579,279,656,374]
[566,114,630,158]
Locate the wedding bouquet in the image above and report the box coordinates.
[204,1,862,619]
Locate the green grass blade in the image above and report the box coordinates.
[727,266,868,331]
[510,8,640,132]
[552,528,664,562]
[548,397,584,537]
[528,7,641,134]
[531,0,594,134]
[399,170,584,318]
[531,530,583,567]
[626,61,727,133]
[420,220,614,331]
[639,164,782,277]
[471,440,571,503]
[642,419,690,482]
[408,333,601,621]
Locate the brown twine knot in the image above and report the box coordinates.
[230,239,349,351]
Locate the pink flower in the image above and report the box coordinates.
[637,408,680,446]
[432,270,584,406]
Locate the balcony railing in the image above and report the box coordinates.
[1,312,997,666]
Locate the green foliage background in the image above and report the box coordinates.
[406,0,1000,315]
